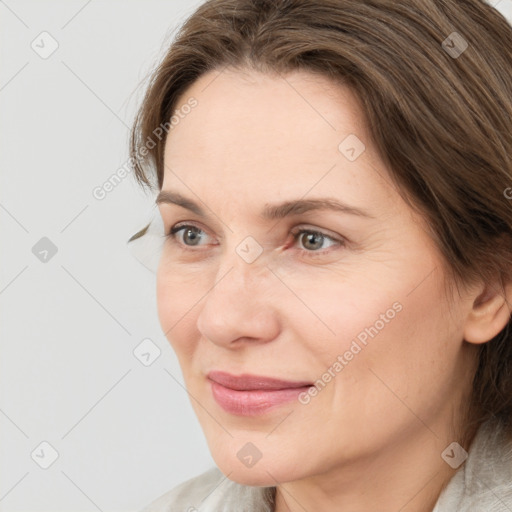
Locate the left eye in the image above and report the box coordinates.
[166,224,343,254]
[291,228,341,252]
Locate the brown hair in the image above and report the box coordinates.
[129,0,512,443]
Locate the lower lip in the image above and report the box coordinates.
[210,380,311,416]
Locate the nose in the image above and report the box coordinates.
[196,253,281,348]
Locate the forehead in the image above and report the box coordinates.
[166,68,366,159]
[162,68,399,218]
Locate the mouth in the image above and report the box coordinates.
[207,371,313,416]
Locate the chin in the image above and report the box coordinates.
[212,449,302,487]
[218,464,282,487]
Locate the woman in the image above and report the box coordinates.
[128,0,512,510]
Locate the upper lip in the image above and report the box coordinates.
[207,370,312,391]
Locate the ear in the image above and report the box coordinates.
[463,277,512,344]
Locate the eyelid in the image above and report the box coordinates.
[289,225,343,242]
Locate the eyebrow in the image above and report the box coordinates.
[155,190,375,220]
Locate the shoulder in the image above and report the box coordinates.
[433,418,512,512]
[139,466,275,512]
[140,467,223,512]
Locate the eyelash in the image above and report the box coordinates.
[165,223,344,257]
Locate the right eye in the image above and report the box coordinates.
[166,223,215,251]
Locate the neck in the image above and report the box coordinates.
[272,422,475,512]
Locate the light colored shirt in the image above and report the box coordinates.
[141,418,512,512]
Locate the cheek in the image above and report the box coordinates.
[156,268,201,360]
[307,259,457,393]
[279,263,404,357]
[337,273,459,415]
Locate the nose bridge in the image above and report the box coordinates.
[196,240,279,345]
[211,238,270,305]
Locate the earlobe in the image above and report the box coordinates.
[463,280,512,344]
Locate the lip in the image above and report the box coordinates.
[207,371,312,416]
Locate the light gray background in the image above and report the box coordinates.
[1,1,511,511]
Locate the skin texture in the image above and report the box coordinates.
[155,67,512,512]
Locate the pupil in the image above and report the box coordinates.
[304,232,322,250]
[185,228,200,245]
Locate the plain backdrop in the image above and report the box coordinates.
[1,0,511,511]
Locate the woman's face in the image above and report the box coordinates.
[156,68,478,486]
